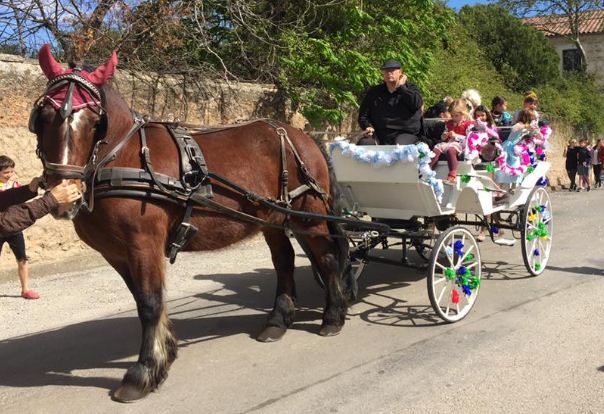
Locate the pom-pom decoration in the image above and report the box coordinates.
[533,248,540,257]
[453,240,465,257]
[445,268,456,280]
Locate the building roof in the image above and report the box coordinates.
[524,9,604,37]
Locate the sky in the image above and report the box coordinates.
[447,0,493,11]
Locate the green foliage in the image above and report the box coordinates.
[458,4,561,92]
[425,20,523,109]
[279,1,453,127]
[536,75,604,135]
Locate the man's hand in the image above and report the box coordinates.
[397,74,407,87]
[364,127,375,136]
[49,182,82,204]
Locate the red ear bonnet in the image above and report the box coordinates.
[38,44,65,80]
[86,51,118,86]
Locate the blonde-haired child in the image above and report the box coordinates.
[429,99,474,183]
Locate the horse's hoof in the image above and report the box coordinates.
[319,324,342,337]
[113,384,149,403]
[257,326,286,342]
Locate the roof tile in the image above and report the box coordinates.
[524,9,604,36]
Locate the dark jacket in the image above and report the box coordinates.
[0,186,57,237]
[565,146,579,169]
[577,146,592,165]
[358,82,423,142]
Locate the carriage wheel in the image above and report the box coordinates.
[428,226,482,323]
[521,186,553,276]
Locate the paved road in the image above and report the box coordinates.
[1,190,603,413]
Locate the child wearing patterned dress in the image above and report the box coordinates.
[0,155,38,299]
[429,99,474,183]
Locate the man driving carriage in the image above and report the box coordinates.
[357,59,423,146]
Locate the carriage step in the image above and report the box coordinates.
[493,238,516,246]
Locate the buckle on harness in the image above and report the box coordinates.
[167,221,198,264]
[183,170,205,189]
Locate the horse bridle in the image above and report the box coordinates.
[30,71,108,182]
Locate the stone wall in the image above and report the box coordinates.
[0,53,573,268]
[0,53,305,267]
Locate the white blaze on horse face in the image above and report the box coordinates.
[62,111,85,164]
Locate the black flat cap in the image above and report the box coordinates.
[381,59,401,70]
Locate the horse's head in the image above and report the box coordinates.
[30,44,117,218]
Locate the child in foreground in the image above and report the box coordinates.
[0,155,38,299]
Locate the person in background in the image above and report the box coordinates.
[576,138,592,192]
[563,139,579,191]
[491,96,512,126]
[461,89,481,119]
[358,59,423,145]
[473,106,498,135]
[594,139,604,189]
[422,100,451,148]
[512,92,539,124]
[423,100,451,119]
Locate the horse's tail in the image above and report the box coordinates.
[314,138,357,302]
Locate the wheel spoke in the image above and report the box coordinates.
[538,238,548,261]
[434,277,446,285]
[457,244,475,268]
[435,261,447,271]
[437,283,448,304]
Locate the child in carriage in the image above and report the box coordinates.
[472,105,501,162]
[495,109,542,189]
[429,99,474,184]
[491,96,512,126]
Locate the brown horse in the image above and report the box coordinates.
[30,45,352,402]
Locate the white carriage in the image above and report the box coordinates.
[331,140,553,323]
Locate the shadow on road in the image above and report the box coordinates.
[546,265,604,276]
[0,254,450,393]
[482,260,535,281]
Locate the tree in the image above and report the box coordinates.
[459,4,561,92]
[279,1,453,127]
[499,0,604,71]
[0,0,122,62]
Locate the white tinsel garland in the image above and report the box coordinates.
[329,140,444,201]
